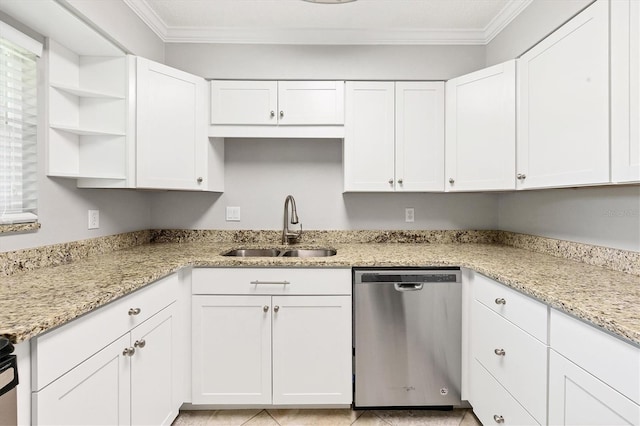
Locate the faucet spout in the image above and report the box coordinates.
[282,195,303,244]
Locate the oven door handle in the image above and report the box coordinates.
[394,282,423,291]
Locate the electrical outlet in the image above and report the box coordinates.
[226,206,241,222]
[88,210,99,229]
[405,207,415,223]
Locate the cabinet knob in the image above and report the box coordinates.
[134,339,146,348]
[270,110,275,118]
[398,178,403,185]
[274,305,280,313]
[263,305,269,312]
[122,347,135,357]
[197,177,203,184]
[493,415,505,424]
[279,110,284,118]
[449,178,454,184]
[388,179,394,185]
[494,348,506,356]
[494,298,506,305]
[517,173,527,180]
[128,307,141,316]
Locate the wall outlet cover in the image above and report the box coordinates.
[405,207,415,223]
[88,210,99,229]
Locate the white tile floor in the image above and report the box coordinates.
[171,408,482,426]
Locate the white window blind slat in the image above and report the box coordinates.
[0,35,38,225]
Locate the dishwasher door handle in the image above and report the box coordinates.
[394,283,423,291]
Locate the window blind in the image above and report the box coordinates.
[0,36,38,224]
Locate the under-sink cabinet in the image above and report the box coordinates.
[468,272,549,425]
[191,268,352,406]
[31,273,184,426]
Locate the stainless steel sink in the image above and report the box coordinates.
[222,248,336,257]
[280,249,337,257]
[222,249,281,257]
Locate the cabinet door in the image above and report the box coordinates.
[548,350,640,425]
[192,295,272,405]
[277,81,344,125]
[344,81,395,191]
[272,296,352,405]
[446,61,516,191]
[395,82,444,191]
[33,334,130,426]
[210,80,278,125]
[611,0,640,183]
[517,0,609,189]
[131,305,177,426]
[136,57,207,190]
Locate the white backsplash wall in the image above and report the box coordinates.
[149,138,499,231]
[498,186,640,252]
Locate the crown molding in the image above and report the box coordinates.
[124,0,533,46]
[483,0,534,43]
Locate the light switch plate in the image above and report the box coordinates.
[226,206,241,221]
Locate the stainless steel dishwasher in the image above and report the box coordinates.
[353,267,462,408]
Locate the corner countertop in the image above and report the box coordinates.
[1,241,638,346]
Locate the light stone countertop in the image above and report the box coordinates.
[1,241,638,346]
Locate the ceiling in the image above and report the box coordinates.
[122,0,533,45]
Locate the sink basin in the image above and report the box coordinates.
[280,249,337,258]
[222,249,281,257]
[222,248,337,257]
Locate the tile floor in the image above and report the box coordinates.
[171,408,482,426]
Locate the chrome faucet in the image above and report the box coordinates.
[282,195,302,244]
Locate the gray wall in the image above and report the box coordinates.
[149,138,499,231]
[164,43,485,80]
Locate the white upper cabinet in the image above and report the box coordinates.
[611,0,640,183]
[136,57,223,191]
[277,81,345,125]
[445,60,516,191]
[517,0,610,189]
[209,80,345,137]
[211,80,278,125]
[395,82,445,191]
[344,81,444,192]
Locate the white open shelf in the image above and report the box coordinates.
[50,83,125,100]
[50,124,126,137]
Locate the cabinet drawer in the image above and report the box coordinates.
[192,268,351,295]
[550,309,640,404]
[470,359,539,426]
[473,272,548,342]
[472,300,547,424]
[33,273,179,390]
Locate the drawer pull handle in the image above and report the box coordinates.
[263,305,269,312]
[128,307,141,316]
[494,348,506,356]
[134,339,146,349]
[274,305,280,313]
[494,298,506,305]
[250,280,290,285]
[493,415,504,423]
[122,347,135,357]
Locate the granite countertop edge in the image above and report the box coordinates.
[1,241,638,347]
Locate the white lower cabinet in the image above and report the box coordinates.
[468,272,548,425]
[191,268,352,406]
[31,274,183,426]
[548,309,640,426]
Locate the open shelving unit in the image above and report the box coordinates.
[46,40,134,188]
